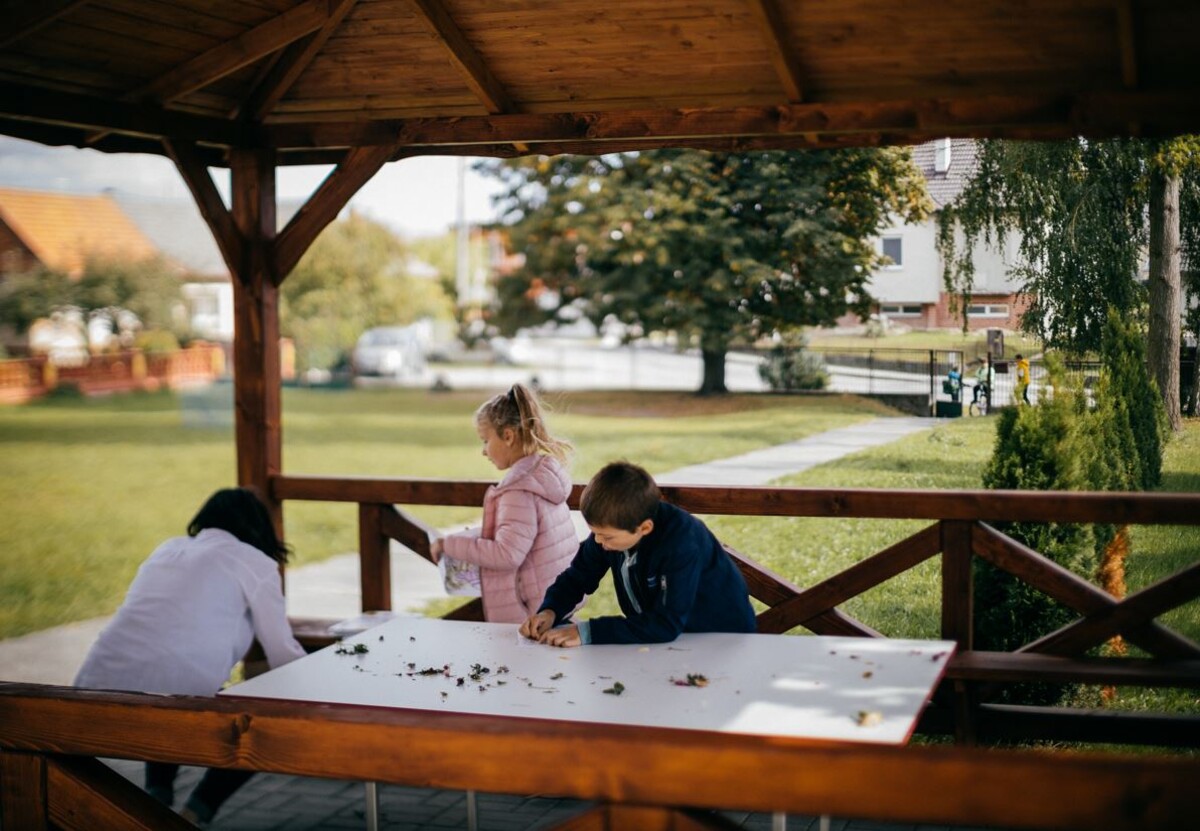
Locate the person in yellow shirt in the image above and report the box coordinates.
[1015,354,1031,405]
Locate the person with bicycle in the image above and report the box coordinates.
[970,358,994,412]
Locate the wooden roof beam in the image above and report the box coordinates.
[239,0,359,121]
[0,0,90,51]
[744,0,805,103]
[0,81,241,145]
[163,139,245,280]
[261,91,1200,152]
[407,0,516,114]
[273,141,403,281]
[133,0,334,105]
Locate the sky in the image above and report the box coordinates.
[0,136,505,238]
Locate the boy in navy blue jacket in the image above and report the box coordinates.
[520,461,756,646]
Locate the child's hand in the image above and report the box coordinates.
[519,609,555,640]
[429,536,443,564]
[540,624,581,648]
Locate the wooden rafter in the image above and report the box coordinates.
[0,0,90,51]
[744,0,804,102]
[273,141,403,281]
[162,139,245,281]
[131,0,333,105]
[239,0,359,121]
[408,0,515,114]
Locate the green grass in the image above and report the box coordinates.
[0,387,889,639]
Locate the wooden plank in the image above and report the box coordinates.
[1,683,1198,831]
[0,750,47,830]
[1117,0,1138,88]
[440,598,484,621]
[946,652,1200,688]
[270,476,1200,525]
[744,0,805,102]
[163,138,244,278]
[240,0,359,120]
[379,505,434,560]
[132,0,331,104]
[0,0,91,51]
[46,755,193,831]
[754,524,941,634]
[974,523,1200,659]
[722,543,800,607]
[358,504,391,612]
[974,703,1200,749]
[273,142,399,280]
[1022,560,1200,659]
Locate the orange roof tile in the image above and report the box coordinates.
[0,188,159,278]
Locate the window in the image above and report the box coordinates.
[935,138,952,173]
[880,304,922,317]
[881,236,902,268]
[967,303,1009,318]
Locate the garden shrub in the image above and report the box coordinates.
[758,335,829,391]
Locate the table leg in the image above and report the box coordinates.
[364,781,379,831]
[819,814,831,831]
[466,788,478,831]
[771,811,787,831]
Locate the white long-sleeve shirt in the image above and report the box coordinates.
[74,528,305,696]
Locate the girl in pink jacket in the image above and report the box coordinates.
[431,384,580,623]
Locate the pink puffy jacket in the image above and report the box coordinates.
[443,454,580,623]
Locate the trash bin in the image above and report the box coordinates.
[935,400,962,418]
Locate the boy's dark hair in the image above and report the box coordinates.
[188,487,290,563]
[580,462,660,531]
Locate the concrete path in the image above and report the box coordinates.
[0,416,935,686]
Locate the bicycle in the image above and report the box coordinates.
[967,382,991,416]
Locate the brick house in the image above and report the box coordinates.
[858,139,1030,332]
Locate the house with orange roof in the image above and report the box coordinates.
[0,188,159,278]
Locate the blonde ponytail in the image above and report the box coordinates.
[476,384,573,464]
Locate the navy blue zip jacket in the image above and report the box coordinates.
[538,501,757,644]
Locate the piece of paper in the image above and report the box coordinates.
[439,555,482,596]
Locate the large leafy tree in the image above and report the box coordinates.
[281,213,453,372]
[482,149,931,394]
[937,137,1200,430]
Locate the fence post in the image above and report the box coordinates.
[929,350,936,416]
[0,750,48,830]
[358,503,393,612]
[941,519,976,745]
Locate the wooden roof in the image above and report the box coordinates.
[1,0,1198,166]
[0,188,158,277]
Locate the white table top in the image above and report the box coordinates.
[221,617,954,745]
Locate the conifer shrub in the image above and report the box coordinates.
[758,335,829,391]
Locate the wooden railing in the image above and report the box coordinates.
[1,681,1197,831]
[0,345,224,403]
[273,475,1200,749]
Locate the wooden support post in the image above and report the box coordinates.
[358,504,392,612]
[0,750,48,830]
[941,520,976,744]
[229,148,282,533]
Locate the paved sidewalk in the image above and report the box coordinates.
[4,415,977,831]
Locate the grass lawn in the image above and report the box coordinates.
[0,387,890,639]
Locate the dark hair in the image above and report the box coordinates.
[187,487,290,563]
[580,461,660,531]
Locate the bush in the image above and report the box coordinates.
[758,337,829,391]
[978,357,1097,705]
[135,329,180,355]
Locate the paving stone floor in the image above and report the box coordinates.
[104,758,1002,831]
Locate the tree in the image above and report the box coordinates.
[281,213,453,372]
[937,137,1200,430]
[481,149,931,394]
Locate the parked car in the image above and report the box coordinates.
[352,326,426,377]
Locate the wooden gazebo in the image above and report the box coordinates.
[2,3,1200,830]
